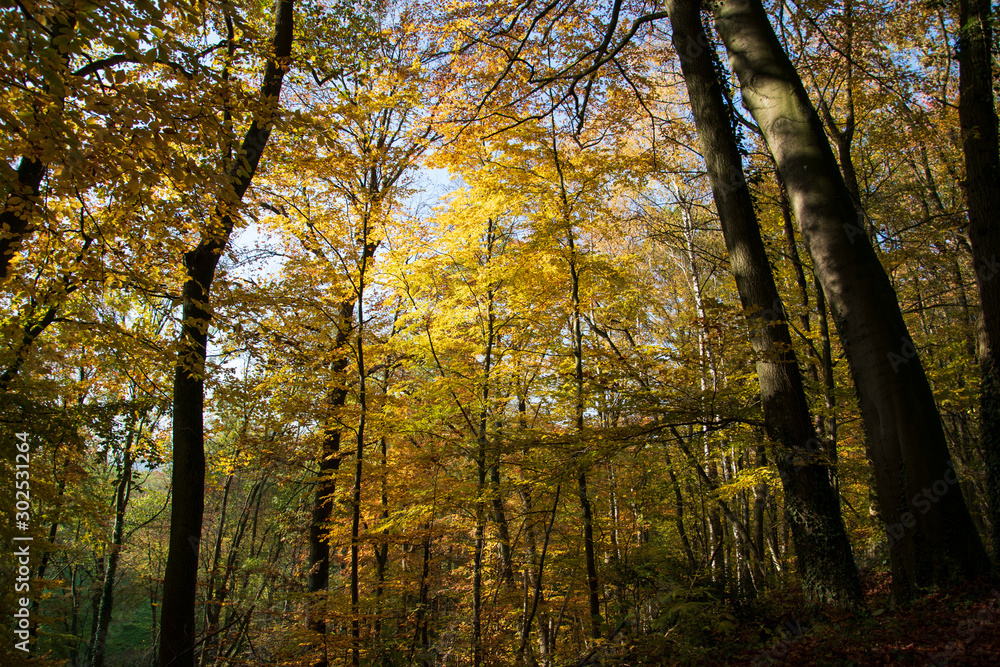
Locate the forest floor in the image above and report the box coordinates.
[605,572,1000,665]
[719,573,1000,666]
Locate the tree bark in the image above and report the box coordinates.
[350,231,376,667]
[0,158,46,282]
[569,222,601,639]
[709,0,991,601]
[957,0,1000,562]
[159,2,293,664]
[374,435,389,647]
[472,217,503,667]
[663,448,697,570]
[546,124,602,639]
[668,0,865,610]
[308,309,352,667]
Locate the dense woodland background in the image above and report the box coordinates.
[2,0,1000,664]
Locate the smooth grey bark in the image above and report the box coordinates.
[958,0,1000,562]
[667,0,864,610]
[709,0,991,600]
[159,2,294,664]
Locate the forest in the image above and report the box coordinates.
[2,0,1000,664]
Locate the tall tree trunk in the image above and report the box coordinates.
[350,229,376,667]
[472,359,490,667]
[668,0,865,610]
[957,0,1000,562]
[709,0,991,601]
[663,449,697,570]
[519,481,562,663]
[678,199,729,582]
[202,474,264,665]
[491,434,514,585]
[551,128,601,639]
[472,218,501,667]
[374,435,389,648]
[201,473,234,667]
[516,395,551,667]
[568,224,601,639]
[309,301,355,667]
[159,3,293,664]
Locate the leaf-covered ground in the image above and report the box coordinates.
[722,575,1000,666]
[600,575,1000,666]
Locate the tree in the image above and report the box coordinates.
[708,0,991,600]
[957,0,1000,561]
[159,1,294,664]
[260,10,428,657]
[666,0,865,611]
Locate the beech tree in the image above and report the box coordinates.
[666,0,865,611]
[708,0,991,600]
[259,10,428,659]
[6,0,1000,664]
[160,0,294,664]
[957,0,1000,561]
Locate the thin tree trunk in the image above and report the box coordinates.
[815,276,838,482]
[569,231,601,640]
[408,521,433,663]
[709,0,991,601]
[516,396,550,667]
[91,428,136,667]
[200,473,233,667]
[374,436,389,648]
[551,127,601,639]
[679,199,728,582]
[203,476,265,664]
[473,218,502,667]
[491,437,514,585]
[663,449,697,570]
[752,444,768,582]
[519,483,562,661]
[608,460,621,564]
[350,227,376,667]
